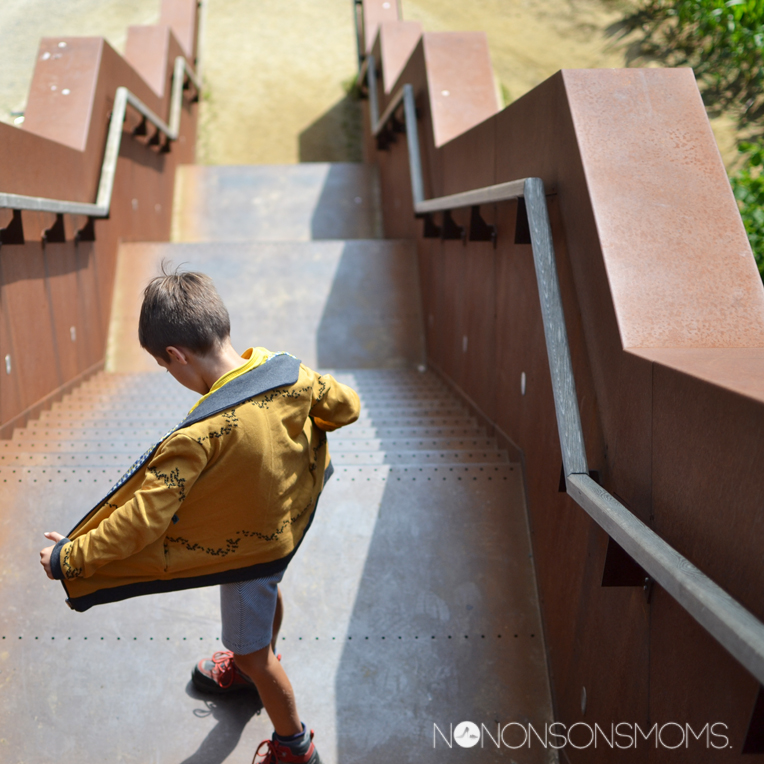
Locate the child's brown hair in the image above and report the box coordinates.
[138,264,230,361]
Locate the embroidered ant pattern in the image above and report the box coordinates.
[195,408,239,444]
[315,375,327,402]
[250,384,311,410]
[61,544,83,580]
[147,465,188,503]
[165,497,316,557]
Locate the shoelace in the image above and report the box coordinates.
[253,738,279,764]
[209,649,281,689]
[210,650,236,688]
[252,730,314,764]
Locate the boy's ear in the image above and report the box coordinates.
[166,346,189,365]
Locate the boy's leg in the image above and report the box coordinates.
[193,574,284,694]
[234,645,301,737]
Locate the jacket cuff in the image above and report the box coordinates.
[50,537,71,581]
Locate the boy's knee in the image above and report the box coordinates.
[234,644,274,676]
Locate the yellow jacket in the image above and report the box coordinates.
[51,352,360,611]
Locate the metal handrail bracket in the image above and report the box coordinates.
[0,56,200,221]
[358,44,764,686]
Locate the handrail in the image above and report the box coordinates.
[359,46,764,685]
[0,56,200,222]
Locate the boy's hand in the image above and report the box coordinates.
[40,532,64,580]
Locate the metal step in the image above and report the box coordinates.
[14,417,480,443]
[330,449,509,466]
[173,163,384,242]
[109,240,426,372]
[36,402,467,427]
[1,438,503,467]
[0,461,550,764]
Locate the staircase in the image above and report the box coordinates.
[0,163,554,763]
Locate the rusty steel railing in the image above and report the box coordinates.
[358,51,764,686]
[0,56,200,242]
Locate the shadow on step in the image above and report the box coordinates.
[316,241,425,369]
[298,94,363,164]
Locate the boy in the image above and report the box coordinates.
[39,268,360,764]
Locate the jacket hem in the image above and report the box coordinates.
[66,553,296,612]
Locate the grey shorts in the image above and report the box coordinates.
[220,569,285,655]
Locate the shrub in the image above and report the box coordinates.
[731,141,764,275]
[636,0,764,110]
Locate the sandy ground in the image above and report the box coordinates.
[0,0,741,166]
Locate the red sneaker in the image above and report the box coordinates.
[192,650,258,694]
[253,730,322,764]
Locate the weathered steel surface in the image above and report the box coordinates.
[0,0,199,440]
[0,368,553,763]
[364,9,764,759]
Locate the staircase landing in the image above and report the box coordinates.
[0,161,554,763]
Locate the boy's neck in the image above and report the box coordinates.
[195,340,247,393]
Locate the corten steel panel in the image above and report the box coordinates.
[434,118,498,415]
[0,240,61,410]
[649,359,764,620]
[0,287,23,426]
[125,25,172,96]
[440,113,496,196]
[366,32,712,754]
[362,0,402,54]
[457,240,498,417]
[564,68,764,349]
[489,198,650,757]
[493,74,655,526]
[631,346,764,402]
[0,3,199,439]
[160,0,200,60]
[377,137,418,239]
[648,588,762,762]
[23,37,104,152]
[421,32,499,148]
[41,243,87,384]
[373,37,431,238]
[377,21,422,95]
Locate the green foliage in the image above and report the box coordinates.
[500,82,512,108]
[636,0,764,109]
[342,74,363,100]
[731,141,764,275]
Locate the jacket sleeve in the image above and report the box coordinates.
[54,434,209,581]
[307,366,361,432]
